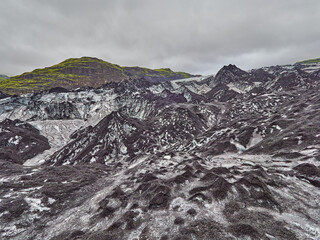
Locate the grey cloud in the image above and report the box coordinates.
[0,0,320,76]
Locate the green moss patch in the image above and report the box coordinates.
[296,57,320,64]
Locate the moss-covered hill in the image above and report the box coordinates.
[296,57,320,64]
[0,74,9,82]
[0,57,195,95]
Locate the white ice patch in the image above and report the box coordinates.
[8,135,21,145]
[247,128,263,149]
[2,225,20,238]
[171,75,211,84]
[275,125,282,131]
[48,198,56,205]
[148,85,165,94]
[24,197,50,212]
[227,83,245,93]
[300,149,318,156]
[230,139,246,152]
[120,144,128,154]
[23,148,50,166]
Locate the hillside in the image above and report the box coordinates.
[296,57,320,64]
[0,74,8,82]
[0,57,195,95]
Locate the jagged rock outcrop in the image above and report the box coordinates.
[0,119,50,164]
[214,64,250,85]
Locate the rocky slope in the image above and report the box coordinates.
[0,57,195,95]
[0,60,320,239]
[0,119,50,164]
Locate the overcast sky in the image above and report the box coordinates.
[0,0,319,76]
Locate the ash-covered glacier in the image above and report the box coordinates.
[0,62,320,240]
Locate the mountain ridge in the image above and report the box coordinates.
[0,57,196,95]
